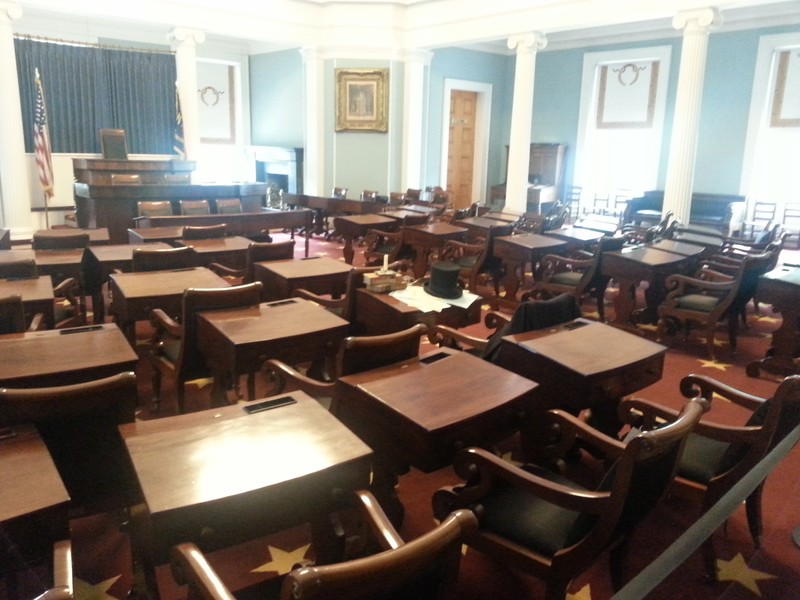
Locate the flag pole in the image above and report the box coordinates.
[34,67,54,229]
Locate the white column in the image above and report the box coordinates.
[300,47,325,196]
[401,50,432,191]
[169,27,205,162]
[505,32,547,214]
[0,1,34,236]
[663,7,721,225]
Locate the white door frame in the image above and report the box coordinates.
[440,78,492,205]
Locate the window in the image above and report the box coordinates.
[574,46,672,206]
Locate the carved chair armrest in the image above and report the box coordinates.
[170,543,236,600]
[540,253,595,275]
[32,540,73,600]
[662,273,737,301]
[261,358,336,398]
[434,446,612,521]
[354,490,405,551]
[484,310,511,330]
[427,324,489,351]
[292,288,347,311]
[679,374,765,411]
[52,277,80,302]
[149,308,182,338]
[207,262,244,278]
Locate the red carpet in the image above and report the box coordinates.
[4,235,799,600]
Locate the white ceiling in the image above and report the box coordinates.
[11,0,800,55]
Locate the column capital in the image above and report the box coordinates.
[507,32,547,53]
[168,27,206,46]
[673,7,722,32]
[0,1,23,21]
[400,49,433,67]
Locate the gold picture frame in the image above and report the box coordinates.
[335,68,389,132]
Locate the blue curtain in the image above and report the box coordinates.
[15,37,177,155]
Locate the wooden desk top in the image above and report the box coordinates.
[503,319,666,378]
[671,231,724,248]
[198,298,349,347]
[0,275,54,303]
[402,204,442,216]
[604,245,688,267]
[648,239,707,257]
[494,232,569,252]
[109,266,229,301]
[0,324,138,387]
[120,391,372,517]
[482,211,522,223]
[337,350,537,471]
[457,216,506,230]
[383,209,427,221]
[127,226,185,243]
[334,214,395,227]
[0,424,69,525]
[404,222,467,237]
[761,265,800,288]
[175,235,253,253]
[545,227,605,245]
[0,248,85,269]
[254,256,351,279]
[86,242,173,264]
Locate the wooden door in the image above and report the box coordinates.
[447,90,477,210]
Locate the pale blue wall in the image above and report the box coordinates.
[249,50,304,147]
[426,48,512,199]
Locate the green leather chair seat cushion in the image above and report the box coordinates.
[674,293,722,312]
[550,271,584,286]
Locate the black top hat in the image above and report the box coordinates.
[423,261,463,299]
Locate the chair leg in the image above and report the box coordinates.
[151,370,162,413]
[609,537,631,591]
[706,326,716,360]
[177,383,186,414]
[746,483,764,549]
[700,536,719,581]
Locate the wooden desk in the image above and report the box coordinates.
[109,267,229,342]
[333,214,396,264]
[336,349,538,474]
[747,266,800,378]
[493,233,569,300]
[0,248,85,284]
[670,230,725,250]
[121,391,373,600]
[482,211,522,223]
[175,235,252,269]
[197,298,349,400]
[0,425,70,575]
[34,227,110,245]
[455,216,509,242]
[544,226,604,250]
[127,226,184,244]
[495,319,665,435]
[283,194,385,236]
[0,324,138,392]
[0,275,55,329]
[401,203,442,218]
[402,222,468,278]
[83,242,173,324]
[648,239,708,258]
[601,246,689,325]
[354,287,482,335]
[253,257,351,301]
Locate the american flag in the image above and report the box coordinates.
[33,68,54,199]
[173,85,186,160]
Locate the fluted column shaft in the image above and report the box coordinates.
[505,33,546,213]
[300,47,324,196]
[401,50,432,191]
[663,7,721,225]
[0,1,34,236]
[169,28,205,162]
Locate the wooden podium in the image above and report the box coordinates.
[72,159,268,243]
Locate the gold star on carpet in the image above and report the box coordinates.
[583,311,600,320]
[252,544,311,574]
[755,315,780,324]
[188,377,213,389]
[698,335,727,348]
[638,323,658,333]
[567,583,593,600]
[73,575,120,600]
[716,552,776,596]
[697,359,732,371]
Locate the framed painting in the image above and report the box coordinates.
[335,68,389,132]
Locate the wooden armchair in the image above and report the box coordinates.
[360,189,379,202]
[362,228,407,267]
[0,294,43,333]
[621,374,800,580]
[137,201,173,217]
[656,259,746,359]
[179,200,211,215]
[432,397,708,600]
[131,246,195,272]
[31,540,73,600]
[0,371,138,514]
[524,252,597,306]
[209,240,296,285]
[429,293,581,363]
[170,490,477,600]
[182,224,227,239]
[149,282,263,413]
[439,223,514,295]
[216,198,242,214]
[0,259,83,329]
[264,323,427,414]
[31,232,90,251]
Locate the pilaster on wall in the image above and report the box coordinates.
[506,32,547,214]
[0,0,34,236]
[401,49,432,192]
[663,7,721,225]
[169,27,205,162]
[300,47,324,196]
